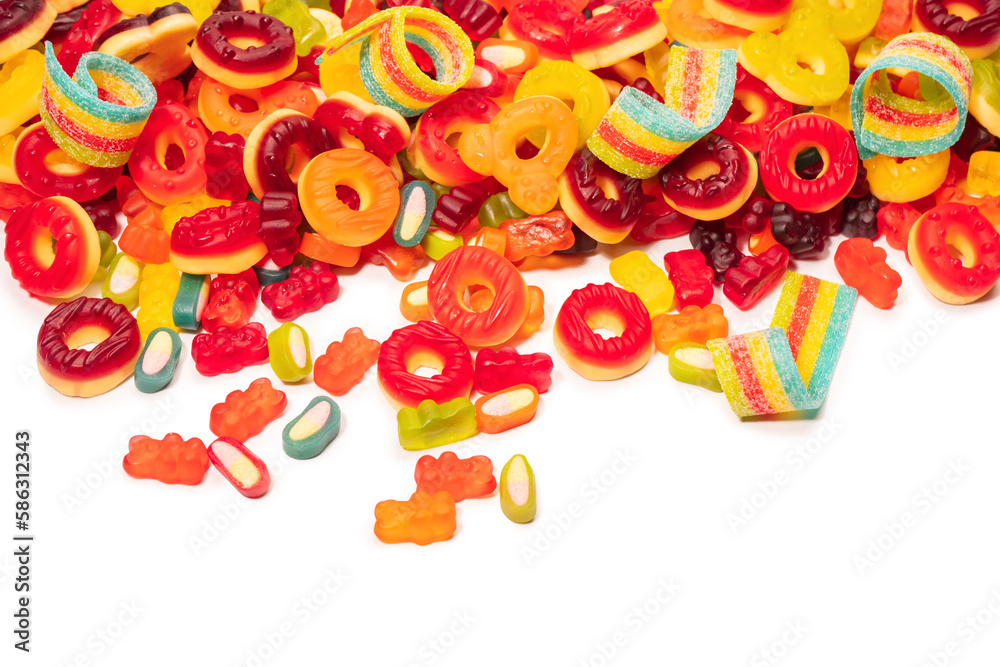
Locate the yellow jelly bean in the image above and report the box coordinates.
[0,50,43,137]
[854,36,887,70]
[738,8,849,107]
[792,0,881,46]
[514,60,609,150]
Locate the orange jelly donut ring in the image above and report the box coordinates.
[3,196,101,299]
[36,296,142,397]
[427,245,529,347]
[197,78,319,139]
[297,148,401,247]
[907,202,1000,304]
[190,10,297,89]
[377,319,474,410]
[553,282,652,381]
[244,108,333,198]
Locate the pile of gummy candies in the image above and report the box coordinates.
[3,0,1000,545]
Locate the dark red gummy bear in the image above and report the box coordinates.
[769,202,839,259]
[725,194,771,235]
[191,322,269,376]
[840,193,881,239]
[205,132,248,201]
[258,191,301,268]
[473,346,553,394]
[689,220,743,282]
[722,244,790,310]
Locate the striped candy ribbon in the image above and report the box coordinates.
[706,272,857,418]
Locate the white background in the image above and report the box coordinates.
[2,229,999,667]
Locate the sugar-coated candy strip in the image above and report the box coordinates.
[208,436,271,499]
[850,32,972,160]
[706,272,857,418]
[499,454,536,524]
[587,46,736,179]
[316,6,474,118]
[39,41,157,168]
[133,327,182,393]
[282,396,341,460]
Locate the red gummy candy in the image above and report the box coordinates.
[258,191,301,268]
[313,327,382,397]
[122,433,210,485]
[877,202,920,254]
[722,245,790,311]
[260,261,340,322]
[473,346,553,394]
[191,322,269,376]
[205,132,249,201]
[663,249,715,309]
[834,238,902,310]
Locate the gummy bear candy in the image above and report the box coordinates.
[414,451,497,501]
[122,433,210,485]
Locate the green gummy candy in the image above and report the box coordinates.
[397,398,478,451]
[668,342,722,393]
[263,0,326,56]
[134,328,182,393]
[172,273,210,330]
[102,252,143,311]
[282,396,341,459]
[478,192,527,229]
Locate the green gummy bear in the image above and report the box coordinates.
[263,0,326,57]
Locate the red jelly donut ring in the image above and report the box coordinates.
[913,0,1000,60]
[128,99,208,206]
[659,135,758,221]
[907,202,1000,304]
[569,0,666,70]
[36,296,142,397]
[553,282,652,381]
[13,122,122,200]
[313,91,411,164]
[377,320,474,410]
[409,91,499,187]
[427,245,529,347]
[714,64,793,153]
[3,196,101,298]
[197,78,320,139]
[190,10,297,89]
[244,108,333,199]
[500,0,579,61]
[0,0,57,63]
[557,147,648,244]
[759,113,858,214]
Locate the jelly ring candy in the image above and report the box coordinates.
[0,0,57,63]
[190,10,297,89]
[102,252,144,310]
[397,398,479,451]
[850,32,972,159]
[244,109,333,199]
[863,149,950,203]
[458,95,577,215]
[373,490,457,545]
[393,180,435,248]
[713,63,793,153]
[12,122,122,201]
[95,3,198,84]
[474,383,540,434]
[268,321,312,383]
[208,436,271,499]
[794,0,881,46]
[316,6,475,118]
[297,148,400,247]
[513,60,610,150]
[499,454,536,523]
[569,0,665,71]
[282,396,341,460]
[170,201,267,274]
[907,202,1000,304]
[133,327,182,393]
[665,0,751,49]
[377,320,474,410]
[298,232,362,267]
[587,46,738,180]
[702,0,791,32]
[0,49,43,136]
[427,246,529,348]
[197,78,320,139]
[409,90,500,187]
[557,147,647,244]
[759,114,858,214]
[4,196,101,299]
[499,0,577,61]
[36,296,142,397]
[738,8,849,107]
[122,433,209,485]
[553,282,653,381]
[668,342,722,393]
[313,90,410,164]
[128,99,208,206]
[39,42,157,169]
[660,135,758,221]
[968,150,1000,197]
[913,0,1000,60]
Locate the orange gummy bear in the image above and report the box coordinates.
[373,490,457,545]
[314,327,382,396]
[651,304,729,355]
[122,433,210,485]
[209,377,288,441]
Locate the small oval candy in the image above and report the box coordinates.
[208,436,270,498]
[474,383,540,434]
[134,327,182,393]
[499,454,536,523]
[102,252,144,310]
[282,396,341,460]
[392,180,435,248]
[172,272,210,330]
[668,342,722,393]
[268,322,312,383]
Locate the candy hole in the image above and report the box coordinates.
[463,284,494,311]
[336,185,361,211]
[445,132,463,149]
[944,2,981,19]
[595,175,620,201]
[229,35,268,49]
[731,91,764,124]
[43,150,87,176]
[685,159,721,181]
[228,94,259,113]
[405,349,444,377]
[163,143,185,170]
[65,324,110,351]
[793,146,825,180]
[31,227,56,268]
[586,311,624,339]
[945,234,976,268]
[285,145,312,182]
[336,128,364,150]
[795,54,826,76]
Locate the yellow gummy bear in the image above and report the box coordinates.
[137,263,181,340]
[738,8,849,107]
[792,0,882,46]
[609,250,674,317]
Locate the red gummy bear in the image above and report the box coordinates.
[210,377,288,441]
[473,346,553,394]
[834,238,902,310]
[260,262,340,322]
[191,322,269,376]
[205,132,249,201]
[203,269,259,332]
[414,451,497,501]
[722,245,790,311]
[313,327,381,396]
[663,249,715,309]
[877,202,920,255]
[122,433,210,485]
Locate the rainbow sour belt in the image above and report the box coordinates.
[315,6,474,118]
[850,32,972,160]
[706,272,857,418]
[40,42,157,168]
[587,46,736,179]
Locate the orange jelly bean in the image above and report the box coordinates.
[474,383,540,434]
